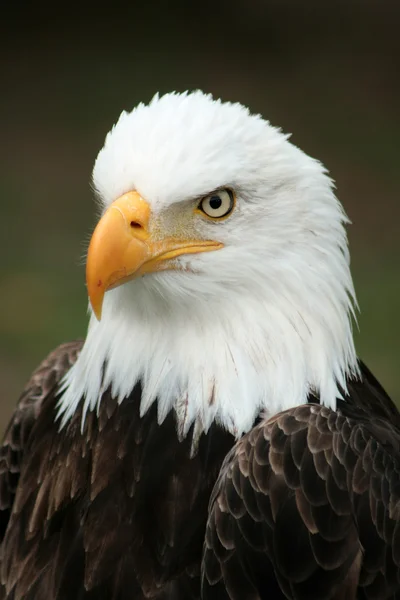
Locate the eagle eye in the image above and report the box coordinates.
[197,189,235,220]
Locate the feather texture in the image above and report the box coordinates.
[202,365,400,600]
[1,346,400,599]
[0,343,233,599]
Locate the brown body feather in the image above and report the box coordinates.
[0,342,233,599]
[1,344,400,599]
[202,365,400,600]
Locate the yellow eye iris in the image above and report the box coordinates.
[197,189,235,220]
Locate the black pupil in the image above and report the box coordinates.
[209,195,222,210]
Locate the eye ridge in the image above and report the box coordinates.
[198,188,235,220]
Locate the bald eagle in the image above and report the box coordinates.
[1,91,399,600]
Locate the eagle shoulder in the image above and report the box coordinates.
[202,397,400,600]
[0,340,83,542]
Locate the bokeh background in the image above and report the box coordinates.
[1,1,399,429]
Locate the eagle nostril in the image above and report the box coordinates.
[130,221,142,229]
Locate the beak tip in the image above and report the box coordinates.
[92,306,103,321]
[90,296,103,321]
[87,284,104,321]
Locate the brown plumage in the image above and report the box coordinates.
[202,365,400,600]
[0,342,233,599]
[1,342,400,599]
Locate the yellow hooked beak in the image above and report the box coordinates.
[86,191,223,320]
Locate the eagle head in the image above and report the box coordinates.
[58,91,359,438]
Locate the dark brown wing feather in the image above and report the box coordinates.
[0,340,83,543]
[3,346,399,600]
[202,363,400,600]
[0,343,233,600]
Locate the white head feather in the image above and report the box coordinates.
[58,90,359,439]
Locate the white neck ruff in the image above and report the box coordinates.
[58,271,359,440]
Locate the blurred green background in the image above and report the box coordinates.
[1,1,399,428]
